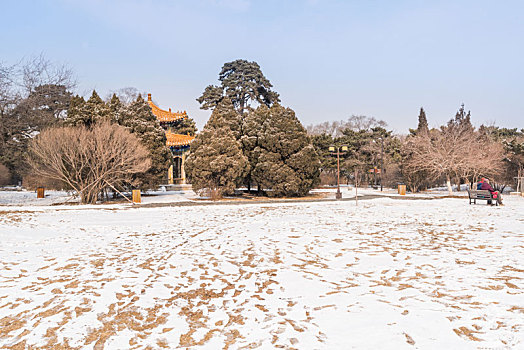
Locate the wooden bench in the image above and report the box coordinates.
[467,189,498,206]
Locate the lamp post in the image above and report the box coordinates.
[372,137,385,191]
[329,145,348,199]
[379,137,384,191]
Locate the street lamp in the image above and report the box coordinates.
[379,137,384,191]
[329,145,348,199]
[372,137,385,191]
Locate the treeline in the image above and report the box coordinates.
[3,55,522,201]
[308,106,524,194]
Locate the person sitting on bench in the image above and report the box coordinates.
[476,178,484,190]
[480,178,503,205]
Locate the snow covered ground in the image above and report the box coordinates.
[0,189,75,206]
[0,196,523,349]
[0,188,198,207]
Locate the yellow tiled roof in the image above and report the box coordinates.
[165,131,195,147]
[147,93,187,123]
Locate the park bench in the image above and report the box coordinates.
[467,189,498,206]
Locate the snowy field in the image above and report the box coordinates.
[0,196,523,349]
[0,189,197,206]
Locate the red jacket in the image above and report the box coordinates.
[480,182,495,193]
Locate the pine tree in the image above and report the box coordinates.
[64,95,85,126]
[0,85,72,181]
[171,117,197,137]
[108,93,123,123]
[64,91,110,128]
[197,59,280,114]
[186,102,247,197]
[205,98,243,139]
[17,84,71,130]
[416,107,429,134]
[118,95,172,189]
[243,104,321,196]
[185,126,247,197]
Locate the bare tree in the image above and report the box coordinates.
[27,122,151,204]
[402,122,504,194]
[345,115,387,131]
[0,62,18,113]
[457,136,505,187]
[106,87,146,106]
[307,115,387,137]
[21,53,76,94]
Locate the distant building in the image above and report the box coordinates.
[147,93,194,184]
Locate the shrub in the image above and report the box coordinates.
[27,122,151,204]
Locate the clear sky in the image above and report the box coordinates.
[2,0,523,133]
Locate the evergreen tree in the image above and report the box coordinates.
[310,134,336,167]
[118,95,172,189]
[171,117,197,137]
[108,93,123,123]
[66,95,85,125]
[185,126,247,197]
[243,104,321,196]
[205,98,243,139]
[1,84,72,182]
[409,107,429,136]
[197,59,280,115]
[17,84,71,130]
[416,107,429,134]
[64,90,110,128]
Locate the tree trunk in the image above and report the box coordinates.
[517,166,524,194]
[354,170,359,206]
[240,100,245,116]
[446,175,453,195]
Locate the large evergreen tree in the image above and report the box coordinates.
[186,104,247,197]
[243,104,321,196]
[197,59,280,115]
[204,98,243,139]
[118,95,172,189]
[17,84,71,130]
[1,84,72,182]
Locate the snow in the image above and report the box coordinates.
[0,189,75,206]
[0,195,523,349]
[139,190,198,204]
[0,188,197,207]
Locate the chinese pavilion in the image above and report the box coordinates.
[147,93,195,184]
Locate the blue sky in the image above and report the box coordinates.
[2,0,523,132]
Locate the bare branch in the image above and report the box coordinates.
[27,122,151,204]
